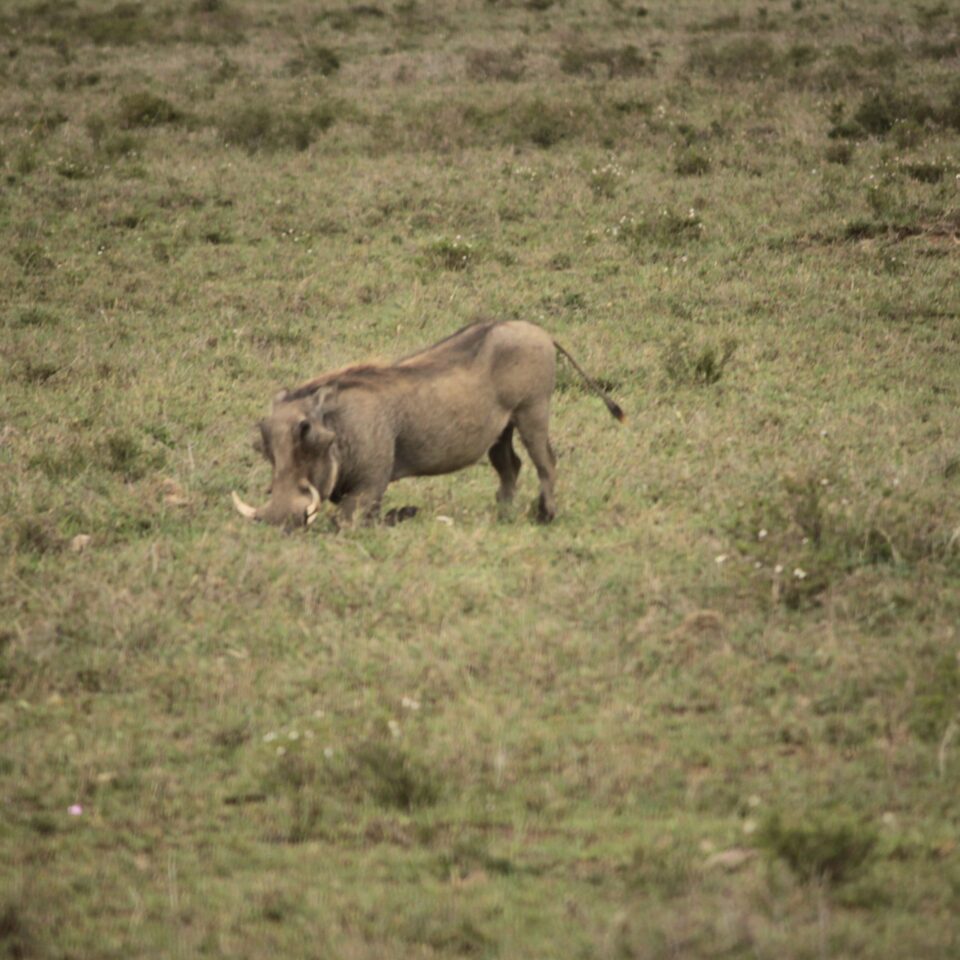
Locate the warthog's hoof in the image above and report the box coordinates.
[531,497,556,524]
[384,505,419,526]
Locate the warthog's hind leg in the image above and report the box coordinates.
[513,403,557,523]
[489,424,522,508]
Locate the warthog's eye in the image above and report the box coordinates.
[297,419,310,443]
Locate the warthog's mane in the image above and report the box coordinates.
[283,322,496,403]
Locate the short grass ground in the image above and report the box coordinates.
[2,1,960,956]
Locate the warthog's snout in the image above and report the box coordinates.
[231,481,321,528]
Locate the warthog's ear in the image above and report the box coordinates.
[272,388,290,409]
[297,419,336,455]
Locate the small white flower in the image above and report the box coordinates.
[401,697,421,711]
[323,746,335,759]
[288,730,300,741]
[313,708,325,719]
[387,719,401,739]
[742,818,757,835]
[748,794,762,808]
[758,529,768,540]
[276,746,286,757]
[774,564,784,574]
[793,568,807,579]
[715,554,728,564]
[263,731,277,743]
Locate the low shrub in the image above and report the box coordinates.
[220,102,337,152]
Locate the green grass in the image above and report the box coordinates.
[2,0,960,957]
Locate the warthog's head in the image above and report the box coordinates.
[232,391,339,528]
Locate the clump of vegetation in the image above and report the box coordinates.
[316,5,386,31]
[286,44,341,77]
[424,235,476,270]
[688,36,779,81]
[100,431,164,482]
[903,161,945,183]
[352,740,442,811]
[267,749,323,843]
[627,841,697,898]
[12,241,54,275]
[828,86,960,141]
[54,154,95,180]
[15,308,59,328]
[75,3,166,46]
[588,160,624,198]
[613,206,705,249]
[436,836,515,880]
[219,101,337,152]
[509,98,576,148]
[662,335,737,386]
[908,653,959,743]
[759,810,877,885]
[825,141,854,165]
[559,42,650,78]
[118,91,181,128]
[674,148,710,176]
[465,46,526,83]
[12,517,63,556]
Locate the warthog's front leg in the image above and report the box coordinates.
[334,467,392,528]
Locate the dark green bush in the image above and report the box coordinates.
[760,811,877,886]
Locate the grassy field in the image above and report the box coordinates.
[2,0,960,956]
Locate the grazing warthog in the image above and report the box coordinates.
[232,320,623,528]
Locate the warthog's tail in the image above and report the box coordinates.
[553,341,625,423]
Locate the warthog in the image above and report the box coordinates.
[232,320,623,528]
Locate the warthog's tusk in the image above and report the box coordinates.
[231,490,259,520]
[304,481,321,526]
